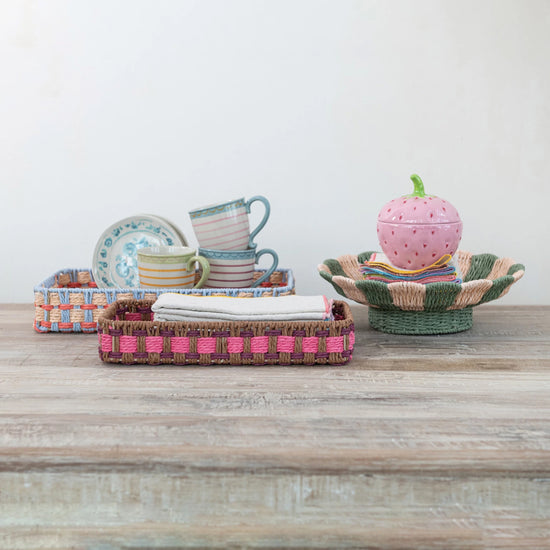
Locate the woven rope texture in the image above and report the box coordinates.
[97,299,354,366]
[35,268,295,333]
[318,250,525,334]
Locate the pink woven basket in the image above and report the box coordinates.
[97,299,355,366]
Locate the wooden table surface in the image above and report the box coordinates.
[1,304,549,549]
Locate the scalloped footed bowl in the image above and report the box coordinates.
[318,250,525,334]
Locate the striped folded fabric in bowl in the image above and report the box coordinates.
[361,253,462,284]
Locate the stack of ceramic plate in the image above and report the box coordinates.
[92,215,188,288]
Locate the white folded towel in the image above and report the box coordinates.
[151,294,334,322]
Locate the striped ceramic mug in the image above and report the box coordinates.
[198,247,278,288]
[189,196,270,251]
[137,246,210,289]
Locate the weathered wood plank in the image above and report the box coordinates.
[1,473,549,548]
[3,304,549,370]
[1,416,549,452]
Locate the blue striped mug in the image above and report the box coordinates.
[198,247,278,288]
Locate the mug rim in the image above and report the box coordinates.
[137,246,196,259]
[189,197,245,216]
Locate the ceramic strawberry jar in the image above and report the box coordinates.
[377,174,462,270]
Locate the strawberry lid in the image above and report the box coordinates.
[377,174,462,225]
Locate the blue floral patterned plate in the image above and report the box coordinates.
[92,215,187,288]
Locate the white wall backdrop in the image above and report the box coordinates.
[1,0,548,304]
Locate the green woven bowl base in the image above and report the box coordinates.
[368,308,473,335]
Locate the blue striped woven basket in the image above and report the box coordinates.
[34,267,295,333]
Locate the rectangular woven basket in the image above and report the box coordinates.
[97,299,355,366]
[34,268,295,333]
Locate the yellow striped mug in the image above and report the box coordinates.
[137,246,210,289]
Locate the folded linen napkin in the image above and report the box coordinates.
[151,294,334,322]
[361,253,462,284]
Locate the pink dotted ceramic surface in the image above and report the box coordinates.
[376,175,462,270]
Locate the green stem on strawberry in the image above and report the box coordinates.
[409,174,426,197]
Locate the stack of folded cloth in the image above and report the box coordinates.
[361,253,462,284]
[151,293,334,323]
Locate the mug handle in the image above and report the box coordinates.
[252,248,278,287]
[187,255,210,289]
[245,195,270,249]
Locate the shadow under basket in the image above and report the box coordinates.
[318,250,525,335]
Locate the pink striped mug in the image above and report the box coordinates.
[198,247,278,288]
[189,196,270,251]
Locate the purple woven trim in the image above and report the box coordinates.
[240,331,254,338]
[187,330,200,337]
[160,352,174,359]
[341,350,352,357]
[291,352,304,359]
[315,329,329,337]
[292,330,306,337]
[134,352,148,358]
[160,330,175,337]
[315,352,329,358]
[241,352,254,359]
[186,352,200,360]
[341,325,355,335]
[133,330,147,337]
[264,353,279,360]
[212,331,230,337]
[265,330,282,336]
[109,329,122,336]
[109,351,122,358]
[116,308,127,316]
[211,353,230,360]
[138,306,151,314]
